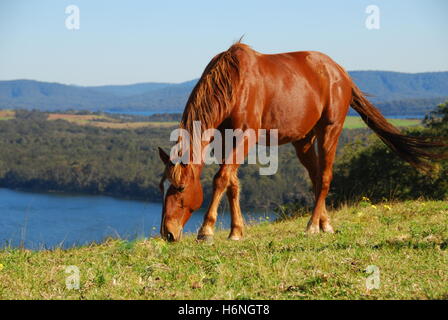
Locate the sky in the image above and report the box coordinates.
[0,0,447,86]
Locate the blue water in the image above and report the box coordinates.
[347,112,426,120]
[384,114,425,119]
[0,188,274,250]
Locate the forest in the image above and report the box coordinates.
[0,103,446,210]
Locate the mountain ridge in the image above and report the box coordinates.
[1,71,447,116]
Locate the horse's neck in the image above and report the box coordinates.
[184,140,213,166]
[180,120,221,165]
[191,163,204,178]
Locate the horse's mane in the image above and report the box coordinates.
[166,42,249,186]
[180,42,249,134]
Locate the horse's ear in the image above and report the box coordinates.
[158,147,171,165]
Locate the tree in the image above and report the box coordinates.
[331,101,448,204]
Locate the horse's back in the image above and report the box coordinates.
[234,47,352,142]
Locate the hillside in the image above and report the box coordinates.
[0,200,446,299]
[350,71,448,102]
[0,110,426,208]
[0,71,447,116]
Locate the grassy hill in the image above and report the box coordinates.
[0,200,446,300]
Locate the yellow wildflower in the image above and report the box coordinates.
[0,263,4,272]
[383,204,392,211]
[371,205,377,209]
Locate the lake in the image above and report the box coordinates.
[0,188,275,250]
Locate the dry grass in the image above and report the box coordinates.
[47,113,117,124]
[0,110,15,121]
[47,113,177,129]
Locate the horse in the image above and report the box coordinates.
[158,41,443,242]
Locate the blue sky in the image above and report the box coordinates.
[0,0,447,85]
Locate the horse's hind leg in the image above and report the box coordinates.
[307,120,344,234]
[293,131,319,197]
[293,132,330,233]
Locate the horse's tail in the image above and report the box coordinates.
[350,83,446,171]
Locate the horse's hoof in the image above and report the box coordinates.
[306,223,320,234]
[321,223,335,233]
[228,234,243,241]
[197,234,214,242]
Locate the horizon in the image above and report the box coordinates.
[1,0,447,86]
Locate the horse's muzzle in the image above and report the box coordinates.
[166,232,175,242]
[162,226,182,242]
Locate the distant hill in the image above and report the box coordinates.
[0,80,113,111]
[0,72,447,116]
[350,71,448,102]
[87,82,173,97]
[348,71,448,116]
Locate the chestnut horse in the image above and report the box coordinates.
[158,42,441,242]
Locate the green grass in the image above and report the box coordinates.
[343,116,421,129]
[0,200,447,300]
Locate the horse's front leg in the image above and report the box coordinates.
[197,164,233,241]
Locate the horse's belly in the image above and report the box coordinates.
[261,101,322,145]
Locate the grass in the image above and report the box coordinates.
[0,111,420,130]
[49,115,420,130]
[343,116,421,129]
[0,110,15,121]
[47,113,177,129]
[0,200,447,300]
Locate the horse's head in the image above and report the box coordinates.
[158,147,203,242]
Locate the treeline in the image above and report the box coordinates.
[1,104,445,210]
[331,101,448,204]
[0,110,371,209]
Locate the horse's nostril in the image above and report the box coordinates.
[166,232,175,242]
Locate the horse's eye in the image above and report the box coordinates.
[177,186,185,193]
